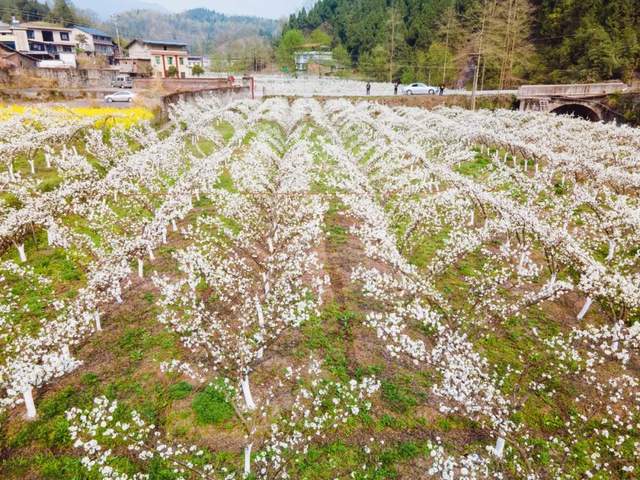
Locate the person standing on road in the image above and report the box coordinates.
[394,81,399,95]
[366,82,371,96]
[439,84,445,96]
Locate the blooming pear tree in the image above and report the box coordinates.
[1,95,639,479]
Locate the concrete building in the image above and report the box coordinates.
[18,22,75,59]
[294,50,333,72]
[115,57,152,77]
[125,39,189,78]
[72,26,115,60]
[0,21,74,60]
[187,55,210,75]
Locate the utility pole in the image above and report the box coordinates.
[389,5,396,83]
[471,53,480,110]
[115,19,122,54]
[442,4,453,85]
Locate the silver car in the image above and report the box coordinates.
[104,91,134,103]
[403,83,438,95]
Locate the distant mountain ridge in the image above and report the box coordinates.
[100,7,280,53]
[74,0,169,19]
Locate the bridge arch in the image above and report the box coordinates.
[549,103,601,122]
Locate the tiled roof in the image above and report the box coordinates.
[73,25,112,38]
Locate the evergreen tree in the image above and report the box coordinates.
[48,0,75,26]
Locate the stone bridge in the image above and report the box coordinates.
[517,81,629,121]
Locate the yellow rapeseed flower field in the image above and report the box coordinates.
[0,104,154,128]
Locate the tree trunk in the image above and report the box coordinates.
[241,374,257,411]
[577,297,593,320]
[243,442,253,478]
[494,436,505,457]
[17,243,27,262]
[23,386,37,420]
[255,297,264,327]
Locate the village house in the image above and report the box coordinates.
[0,20,75,60]
[16,22,75,59]
[71,26,116,62]
[0,42,38,70]
[125,39,189,78]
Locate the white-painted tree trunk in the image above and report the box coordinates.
[162,228,167,244]
[171,219,177,232]
[147,244,155,261]
[512,156,517,168]
[95,312,102,331]
[550,272,557,284]
[28,159,35,175]
[47,228,53,246]
[255,297,264,327]
[606,239,616,262]
[561,174,566,186]
[243,442,253,478]
[468,209,474,226]
[113,192,118,202]
[45,154,51,168]
[503,151,508,162]
[137,258,144,279]
[494,437,505,458]
[8,162,15,182]
[115,291,123,304]
[535,162,539,175]
[577,297,593,321]
[518,252,526,269]
[62,344,71,359]
[23,386,36,420]
[241,374,256,411]
[17,243,26,262]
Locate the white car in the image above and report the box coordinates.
[403,83,438,95]
[104,91,135,103]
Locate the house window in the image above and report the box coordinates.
[155,56,161,65]
[179,57,184,65]
[42,31,54,42]
[60,32,69,41]
[27,30,34,39]
[167,56,173,65]
[62,46,72,52]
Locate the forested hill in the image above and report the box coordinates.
[284,0,640,88]
[108,8,280,54]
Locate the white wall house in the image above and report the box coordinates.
[125,39,189,78]
[71,26,115,60]
[0,21,74,60]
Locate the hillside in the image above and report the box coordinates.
[1,97,639,480]
[285,0,640,87]
[105,7,280,53]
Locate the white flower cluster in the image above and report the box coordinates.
[67,396,232,480]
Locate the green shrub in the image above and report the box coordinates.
[168,381,193,401]
[192,383,234,425]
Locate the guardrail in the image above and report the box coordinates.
[518,81,628,98]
